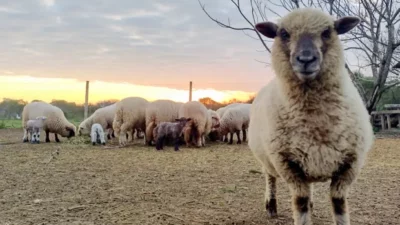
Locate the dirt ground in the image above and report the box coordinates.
[0,128,399,225]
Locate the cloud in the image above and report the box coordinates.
[40,0,55,8]
[0,0,279,96]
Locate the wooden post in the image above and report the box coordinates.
[189,81,192,102]
[380,115,385,130]
[386,114,391,130]
[84,81,89,119]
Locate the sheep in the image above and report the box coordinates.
[22,101,76,143]
[178,101,209,147]
[78,103,117,139]
[216,103,245,142]
[154,117,192,151]
[218,105,250,145]
[248,8,374,225]
[90,123,106,145]
[112,97,149,146]
[145,99,183,146]
[25,116,47,143]
[207,109,221,142]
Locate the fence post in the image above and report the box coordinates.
[84,81,89,119]
[189,81,192,102]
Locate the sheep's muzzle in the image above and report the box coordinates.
[291,34,321,81]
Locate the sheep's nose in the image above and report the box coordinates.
[296,50,317,64]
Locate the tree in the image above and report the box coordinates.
[199,0,400,113]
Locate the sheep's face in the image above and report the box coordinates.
[78,125,90,136]
[62,126,75,138]
[255,8,360,82]
[175,117,192,129]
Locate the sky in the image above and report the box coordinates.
[0,0,278,104]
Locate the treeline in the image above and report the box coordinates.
[0,97,255,122]
[0,98,118,122]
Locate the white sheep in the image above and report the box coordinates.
[22,101,76,143]
[112,97,149,146]
[178,101,209,147]
[78,103,117,139]
[25,116,47,143]
[218,105,250,145]
[248,8,374,225]
[90,123,106,145]
[145,99,183,145]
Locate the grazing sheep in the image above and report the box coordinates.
[178,101,209,147]
[218,105,249,145]
[248,8,374,225]
[207,109,221,142]
[78,103,117,139]
[112,97,149,146]
[145,99,183,145]
[22,101,76,143]
[90,123,106,145]
[154,117,192,151]
[25,116,47,143]
[216,103,244,142]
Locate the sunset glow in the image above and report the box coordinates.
[0,75,254,104]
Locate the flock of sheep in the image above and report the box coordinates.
[19,8,377,225]
[21,97,251,150]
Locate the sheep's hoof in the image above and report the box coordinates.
[23,139,28,143]
[237,141,242,144]
[102,143,106,146]
[266,199,278,218]
[92,142,96,146]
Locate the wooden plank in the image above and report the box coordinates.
[386,115,391,129]
[381,115,385,130]
[371,110,400,115]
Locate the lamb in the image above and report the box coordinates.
[178,101,209,147]
[78,103,117,139]
[248,8,374,225]
[22,101,76,142]
[154,117,192,151]
[112,97,149,146]
[90,123,106,145]
[25,116,47,143]
[145,99,183,145]
[218,105,250,145]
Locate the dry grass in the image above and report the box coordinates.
[0,128,399,225]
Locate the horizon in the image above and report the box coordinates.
[0,0,277,103]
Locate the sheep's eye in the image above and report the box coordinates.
[280,29,290,41]
[322,28,331,39]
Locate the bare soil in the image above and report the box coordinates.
[0,128,399,225]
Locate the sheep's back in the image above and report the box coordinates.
[178,101,208,132]
[145,100,182,126]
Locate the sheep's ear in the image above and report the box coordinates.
[255,22,278,39]
[334,16,360,35]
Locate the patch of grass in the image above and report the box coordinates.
[0,119,22,129]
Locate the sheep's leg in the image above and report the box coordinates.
[330,161,356,225]
[45,130,50,142]
[223,135,228,143]
[228,132,234,145]
[201,134,206,147]
[54,133,60,142]
[23,128,29,142]
[288,182,313,225]
[156,136,164,150]
[236,130,241,144]
[264,173,277,217]
[174,138,180,151]
[242,129,247,142]
[119,124,130,146]
[111,130,115,138]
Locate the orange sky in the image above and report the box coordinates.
[0,75,255,104]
